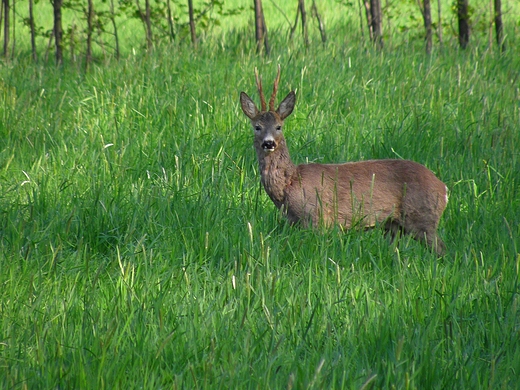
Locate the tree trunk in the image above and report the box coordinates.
[437,0,442,47]
[457,0,470,49]
[254,0,269,55]
[494,0,505,51]
[311,0,327,44]
[135,0,153,51]
[421,0,432,54]
[2,0,9,58]
[44,30,53,62]
[369,0,383,48]
[289,2,299,40]
[0,1,3,50]
[363,0,373,41]
[188,0,196,46]
[10,0,15,57]
[299,0,309,47]
[261,8,269,54]
[53,0,63,65]
[70,22,76,61]
[86,0,93,67]
[291,0,310,46]
[145,0,153,50]
[357,0,365,40]
[166,0,176,43]
[109,0,120,59]
[29,0,37,61]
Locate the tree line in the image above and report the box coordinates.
[0,0,509,66]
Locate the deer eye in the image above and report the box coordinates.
[275,126,282,131]
[255,126,261,132]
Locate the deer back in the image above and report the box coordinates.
[284,159,447,230]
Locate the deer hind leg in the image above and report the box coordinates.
[383,219,445,256]
[401,212,446,256]
[383,220,402,243]
[412,228,445,256]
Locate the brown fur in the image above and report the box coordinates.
[240,70,447,255]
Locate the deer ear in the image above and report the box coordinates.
[277,91,296,120]
[240,92,259,119]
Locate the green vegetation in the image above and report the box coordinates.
[1,8,520,389]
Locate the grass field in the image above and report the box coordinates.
[1,4,520,388]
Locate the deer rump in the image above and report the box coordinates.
[277,159,447,235]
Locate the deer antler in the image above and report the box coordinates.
[269,64,281,111]
[254,67,267,112]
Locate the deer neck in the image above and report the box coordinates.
[256,138,296,207]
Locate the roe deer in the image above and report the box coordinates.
[240,66,447,255]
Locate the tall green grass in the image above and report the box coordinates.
[1,25,520,388]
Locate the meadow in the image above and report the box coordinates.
[1,2,520,388]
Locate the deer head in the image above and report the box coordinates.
[240,65,296,154]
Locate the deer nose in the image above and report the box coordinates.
[262,140,276,151]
